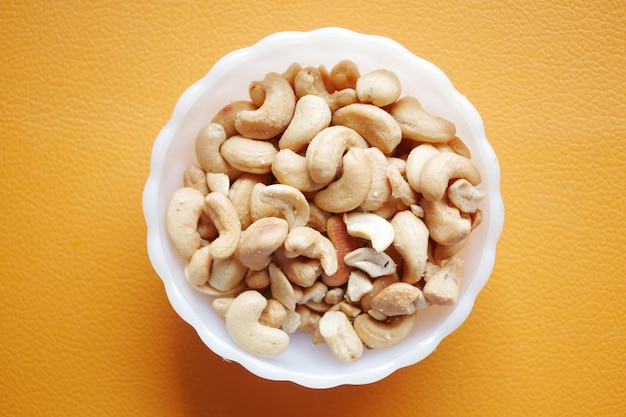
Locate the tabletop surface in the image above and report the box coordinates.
[2,1,625,416]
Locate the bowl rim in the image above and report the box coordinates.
[143,27,505,389]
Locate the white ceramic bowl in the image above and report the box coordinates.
[143,27,504,389]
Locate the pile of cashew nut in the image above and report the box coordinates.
[166,60,485,362]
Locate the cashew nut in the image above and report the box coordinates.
[220,135,278,175]
[271,149,326,192]
[225,290,290,358]
[205,172,230,197]
[353,312,417,349]
[313,147,372,213]
[283,226,338,277]
[388,95,456,143]
[447,178,485,213]
[332,103,402,154]
[259,298,288,328]
[183,165,209,195]
[249,182,282,222]
[236,217,289,271]
[343,212,395,252]
[419,151,482,202]
[423,256,464,305]
[329,59,360,90]
[294,66,358,112]
[208,254,248,292]
[279,94,331,152]
[211,100,257,138]
[194,123,241,179]
[405,143,440,193]
[343,247,397,278]
[166,187,205,259]
[212,297,234,319]
[386,164,419,206]
[359,273,400,313]
[203,192,241,260]
[345,270,374,303]
[319,311,363,362]
[390,210,429,284]
[305,125,369,184]
[421,195,472,245]
[296,305,321,333]
[356,68,402,107]
[272,246,322,288]
[268,262,297,311]
[185,245,212,286]
[360,147,392,211]
[322,215,362,287]
[370,282,421,316]
[228,173,272,230]
[244,267,271,290]
[234,72,296,139]
[258,183,311,229]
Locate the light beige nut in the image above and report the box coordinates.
[282,62,302,87]
[319,311,363,362]
[419,152,482,202]
[166,187,205,259]
[305,125,368,184]
[225,290,290,358]
[313,147,372,213]
[203,192,242,260]
[421,195,472,245]
[386,164,419,206]
[345,270,374,303]
[249,183,282,222]
[206,172,230,196]
[332,103,402,154]
[447,178,485,213]
[244,267,271,290]
[185,246,212,287]
[307,202,331,233]
[343,247,397,278]
[305,299,333,313]
[405,143,440,194]
[358,274,399,313]
[367,309,388,322]
[446,136,472,159]
[300,281,328,304]
[353,312,417,349]
[195,123,241,179]
[355,68,402,107]
[248,80,265,107]
[279,94,332,152]
[321,215,362,287]
[208,254,248,292]
[212,297,234,319]
[370,282,421,316]
[281,310,301,334]
[360,147,392,211]
[317,64,335,93]
[183,165,209,195]
[211,100,257,138]
[234,72,296,139]
[259,298,288,328]
[236,217,289,271]
[388,95,456,143]
[343,212,395,252]
[268,262,297,311]
[272,246,322,288]
[294,66,358,112]
[329,59,360,90]
[271,149,327,192]
[283,226,338,277]
[423,256,464,305]
[258,183,311,229]
[220,135,278,175]
[228,173,272,230]
[390,210,430,284]
[296,305,321,333]
[324,287,345,305]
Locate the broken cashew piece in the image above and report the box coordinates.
[389,95,456,143]
[447,178,485,213]
[329,59,360,90]
[183,165,209,195]
[203,192,242,260]
[423,256,464,305]
[279,94,331,152]
[294,66,358,112]
[353,312,417,349]
[234,72,296,139]
[420,152,482,202]
[283,226,338,277]
[319,311,363,362]
[225,290,290,358]
[344,247,397,278]
[258,183,311,229]
[166,187,205,259]
[344,212,395,252]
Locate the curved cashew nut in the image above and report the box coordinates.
[329,59,360,90]
[203,192,242,259]
[208,254,248,292]
[185,245,212,286]
[421,195,472,245]
[283,226,338,277]
[332,103,402,154]
[319,311,363,362]
[211,100,257,138]
[386,164,419,206]
[166,187,205,259]
[353,312,417,349]
[234,72,296,140]
[225,290,290,358]
[343,247,397,278]
[391,210,430,284]
[279,94,332,152]
[447,178,485,213]
[423,256,464,305]
[258,183,311,229]
[195,123,241,179]
[345,270,374,303]
[294,66,358,113]
[388,95,456,143]
[370,282,421,316]
[306,125,368,184]
[272,246,322,288]
[271,149,327,192]
[313,147,372,213]
[205,172,230,196]
[344,212,395,252]
[228,173,272,230]
[236,217,289,271]
[360,147,392,211]
[220,135,277,175]
[405,143,440,193]
[356,68,402,107]
[249,183,282,222]
[183,165,209,195]
[420,151,482,202]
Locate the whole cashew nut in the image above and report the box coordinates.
[388,95,457,143]
[353,312,417,349]
[234,72,296,140]
[225,290,290,358]
[343,247,397,278]
[279,94,332,152]
[220,135,278,175]
[319,311,363,362]
[208,254,248,292]
[236,217,289,271]
[329,59,360,90]
[360,147,392,211]
[447,178,485,213]
[332,103,402,154]
[258,183,311,229]
[185,245,212,286]
[421,195,472,246]
[370,282,421,316]
[203,192,242,260]
[405,143,440,193]
[294,66,358,113]
[419,151,482,202]
[195,123,241,180]
[343,212,395,252]
[356,68,402,107]
[283,226,338,277]
[211,100,257,138]
[390,210,430,284]
[271,149,327,192]
[183,165,209,195]
[166,187,205,259]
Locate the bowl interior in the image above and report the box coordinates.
[144,28,504,388]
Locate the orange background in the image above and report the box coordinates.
[2,1,625,415]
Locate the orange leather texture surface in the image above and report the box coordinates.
[1,1,625,415]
